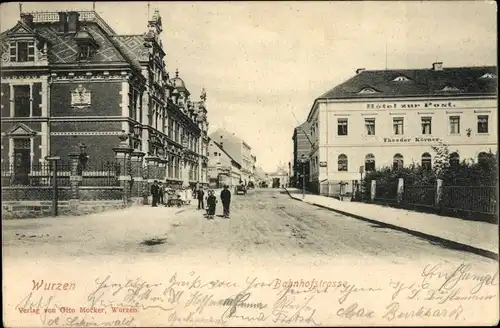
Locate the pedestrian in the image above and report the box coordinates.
[207,190,217,219]
[220,184,231,218]
[150,180,159,207]
[197,186,205,210]
[158,182,165,205]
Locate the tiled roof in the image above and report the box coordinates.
[212,141,242,168]
[0,20,143,72]
[110,35,148,69]
[318,66,497,99]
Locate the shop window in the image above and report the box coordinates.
[364,118,375,135]
[337,154,348,171]
[393,117,404,135]
[365,153,375,172]
[14,85,31,117]
[421,153,432,170]
[421,117,432,135]
[449,116,460,134]
[337,118,348,136]
[449,152,460,167]
[477,115,488,134]
[393,153,404,170]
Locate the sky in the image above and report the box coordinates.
[0,1,497,172]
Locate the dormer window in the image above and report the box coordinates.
[358,88,379,94]
[74,25,98,61]
[9,41,35,62]
[392,76,410,82]
[479,73,497,79]
[78,45,93,60]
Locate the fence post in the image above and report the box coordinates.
[113,133,134,207]
[45,156,61,217]
[370,180,376,201]
[397,178,404,204]
[68,153,82,211]
[435,179,443,209]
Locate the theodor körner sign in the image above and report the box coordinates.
[383,137,441,143]
[366,101,455,109]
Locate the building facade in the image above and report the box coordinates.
[207,138,241,188]
[0,9,209,190]
[208,128,254,184]
[291,122,311,188]
[306,63,497,194]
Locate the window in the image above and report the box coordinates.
[337,118,348,136]
[365,153,375,172]
[421,117,432,135]
[478,152,489,164]
[358,88,378,94]
[14,85,30,117]
[338,154,348,171]
[449,116,460,134]
[392,76,411,82]
[78,45,92,60]
[393,118,404,135]
[393,153,404,169]
[10,41,35,62]
[449,152,460,167]
[477,115,488,134]
[421,153,432,170]
[365,118,375,135]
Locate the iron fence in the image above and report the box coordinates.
[441,186,497,215]
[374,181,399,203]
[1,163,72,187]
[404,185,436,208]
[81,161,120,187]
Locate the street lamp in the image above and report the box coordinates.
[299,154,309,199]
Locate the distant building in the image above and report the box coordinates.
[207,138,241,188]
[209,128,253,184]
[305,62,497,194]
[292,122,311,189]
[268,168,289,188]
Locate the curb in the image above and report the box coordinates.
[283,188,498,261]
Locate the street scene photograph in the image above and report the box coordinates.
[1,1,498,327]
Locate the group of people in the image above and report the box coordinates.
[196,185,232,219]
[149,181,232,219]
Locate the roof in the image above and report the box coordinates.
[0,12,145,72]
[212,141,242,169]
[318,65,498,100]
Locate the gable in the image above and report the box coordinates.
[7,21,36,37]
[7,123,37,136]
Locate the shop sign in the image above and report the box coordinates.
[383,137,441,143]
[366,101,456,110]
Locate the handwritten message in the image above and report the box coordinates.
[8,262,498,326]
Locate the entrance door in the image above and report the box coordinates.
[13,138,31,185]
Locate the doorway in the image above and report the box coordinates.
[13,138,31,185]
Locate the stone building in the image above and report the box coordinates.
[291,122,311,189]
[207,138,241,188]
[0,9,209,192]
[305,62,497,194]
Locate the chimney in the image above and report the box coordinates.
[432,62,443,71]
[58,12,68,33]
[356,68,365,74]
[20,13,34,28]
[67,11,80,33]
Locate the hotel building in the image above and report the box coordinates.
[306,62,497,194]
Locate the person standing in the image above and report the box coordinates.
[197,186,205,210]
[207,190,217,219]
[220,185,231,218]
[158,182,165,205]
[151,180,159,207]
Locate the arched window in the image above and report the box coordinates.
[421,152,432,170]
[449,152,460,167]
[478,152,489,164]
[393,153,404,169]
[338,154,348,171]
[365,153,375,172]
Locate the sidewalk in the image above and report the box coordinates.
[285,188,498,259]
